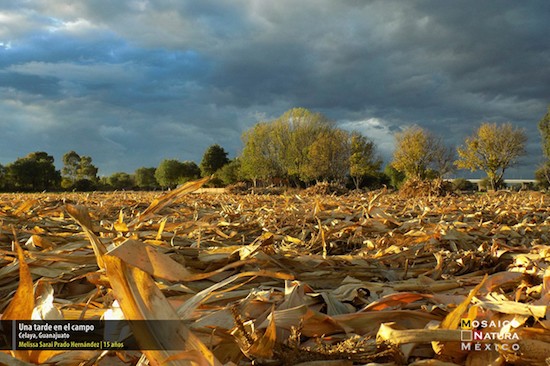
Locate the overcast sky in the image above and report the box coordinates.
[1,1,549,178]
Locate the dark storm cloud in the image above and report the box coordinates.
[0,0,549,177]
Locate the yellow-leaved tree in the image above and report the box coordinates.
[455,122,527,190]
[391,126,454,180]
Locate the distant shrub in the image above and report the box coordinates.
[217,159,242,186]
[399,178,454,197]
[72,179,97,191]
[478,177,505,191]
[304,182,348,196]
[346,172,389,190]
[452,178,476,191]
[535,164,550,189]
[203,177,225,188]
[226,182,249,194]
[384,165,406,189]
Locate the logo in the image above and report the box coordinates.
[459,317,520,352]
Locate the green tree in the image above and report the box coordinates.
[280,108,333,182]
[61,151,98,189]
[538,105,550,159]
[384,165,406,189]
[349,132,383,189]
[179,161,201,183]
[391,126,451,180]
[108,172,134,190]
[155,159,183,188]
[455,122,527,190]
[200,144,229,176]
[78,156,98,181]
[240,108,350,186]
[62,151,80,185]
[134,167,159,190]
[217,158,242,186]
[155,159,200,188]
[0,164,6,191]
[535,163,550,189]
[303,128,351,183]
[7,152,61,191]
[240,122,284,186]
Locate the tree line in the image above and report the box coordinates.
[236,107,535,191]
[1,106,548,192]
[0,145,230,192]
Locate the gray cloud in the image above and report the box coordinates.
[0,0,549,178]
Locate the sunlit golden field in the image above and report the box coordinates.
[2,182,550,365]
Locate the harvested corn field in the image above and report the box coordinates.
[1,179,550,365]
